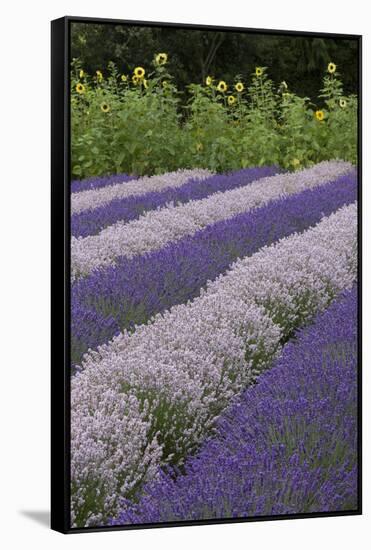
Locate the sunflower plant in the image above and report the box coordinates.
[70,56,357,179]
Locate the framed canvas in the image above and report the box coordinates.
[51,16,362,533]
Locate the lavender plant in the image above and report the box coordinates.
[71,203,357,526]
[71,166,280,238]
[71,168,212,214]
[110,288,358,524]
[71,169,357,367]
[71,173,137,193]
[71,161,352,279]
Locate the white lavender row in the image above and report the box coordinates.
[71,160,353,280]
[71,168,213,214]
[110,288,358,524]
[71,166,280,238]
[71,173,137,194]
[71,202,357,527]
[70,171,356,368]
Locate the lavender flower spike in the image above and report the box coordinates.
[111,288,358,525]
[71,168,213,214]
[71,173,137,194]
[71,160,353,279]
[71,203,357,526]
[71,170,356,367]
[71,166,280,238]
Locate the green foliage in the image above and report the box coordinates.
[71,58,358,178]
[71,24,359,99]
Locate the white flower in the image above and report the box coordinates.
[71,169,213,214]
[71,161,353,280]
[71,202,357,525]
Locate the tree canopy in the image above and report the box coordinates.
[71,22,358,100]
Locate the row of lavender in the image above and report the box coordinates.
[71,166,280,238]
[71,161,352,279]
[111,287,358,524]
[71,178,357,531]
[71,168,213,213]
[71,164,356,368]
[71,172,138,194]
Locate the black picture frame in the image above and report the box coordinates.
[51,15,362,534]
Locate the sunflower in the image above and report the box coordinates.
[235,82,244,92]
[327,62,336,74]
[255,67,263,77]
[132,75,140,85]
[217,80,227,93]
[100,102,110,113]
[121,74,128,82]
[155,53,168,66]
[79,69,85,78]
[134,67,145,78]
[96,70,103,81]
[228,95,236,106]
[75,83,85,94]
[339,98,347,108]
[206,76,213,86]
[315,110,325,121]
[143,79,149,89]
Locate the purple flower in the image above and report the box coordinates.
[71,203,357,526]
[71,166,281,238]
[71,171,357,368]
[110,288,358,525]
[71,173,137,193]
[71,169,212,214]
[71,161,352,278]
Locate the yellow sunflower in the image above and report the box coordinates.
[96,70,103,81]
[235,82,244,92]
[217,80,227,93]
[328,62,336,74]
[228,95,236,106]
[143,79,149,89]
[100,102,110,113]
[339,98,347,108]
[315,110,325,121]
[79,69,85,78]
[155,53,168,65]
[121,74,128,82]
[134,67,145,78]
[132,75,140,85]
[206,76,213,86]
[255,67,263,77]
[75,83,85,94]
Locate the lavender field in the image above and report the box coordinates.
[70,162,358,528]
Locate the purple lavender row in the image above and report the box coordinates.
[71,166,282,238]
[71,173,137,194]
[71,170,357,368]
[71,204,356,527]
[71,161,352,278]
[72,169,213,215]
[111,287,358,525]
